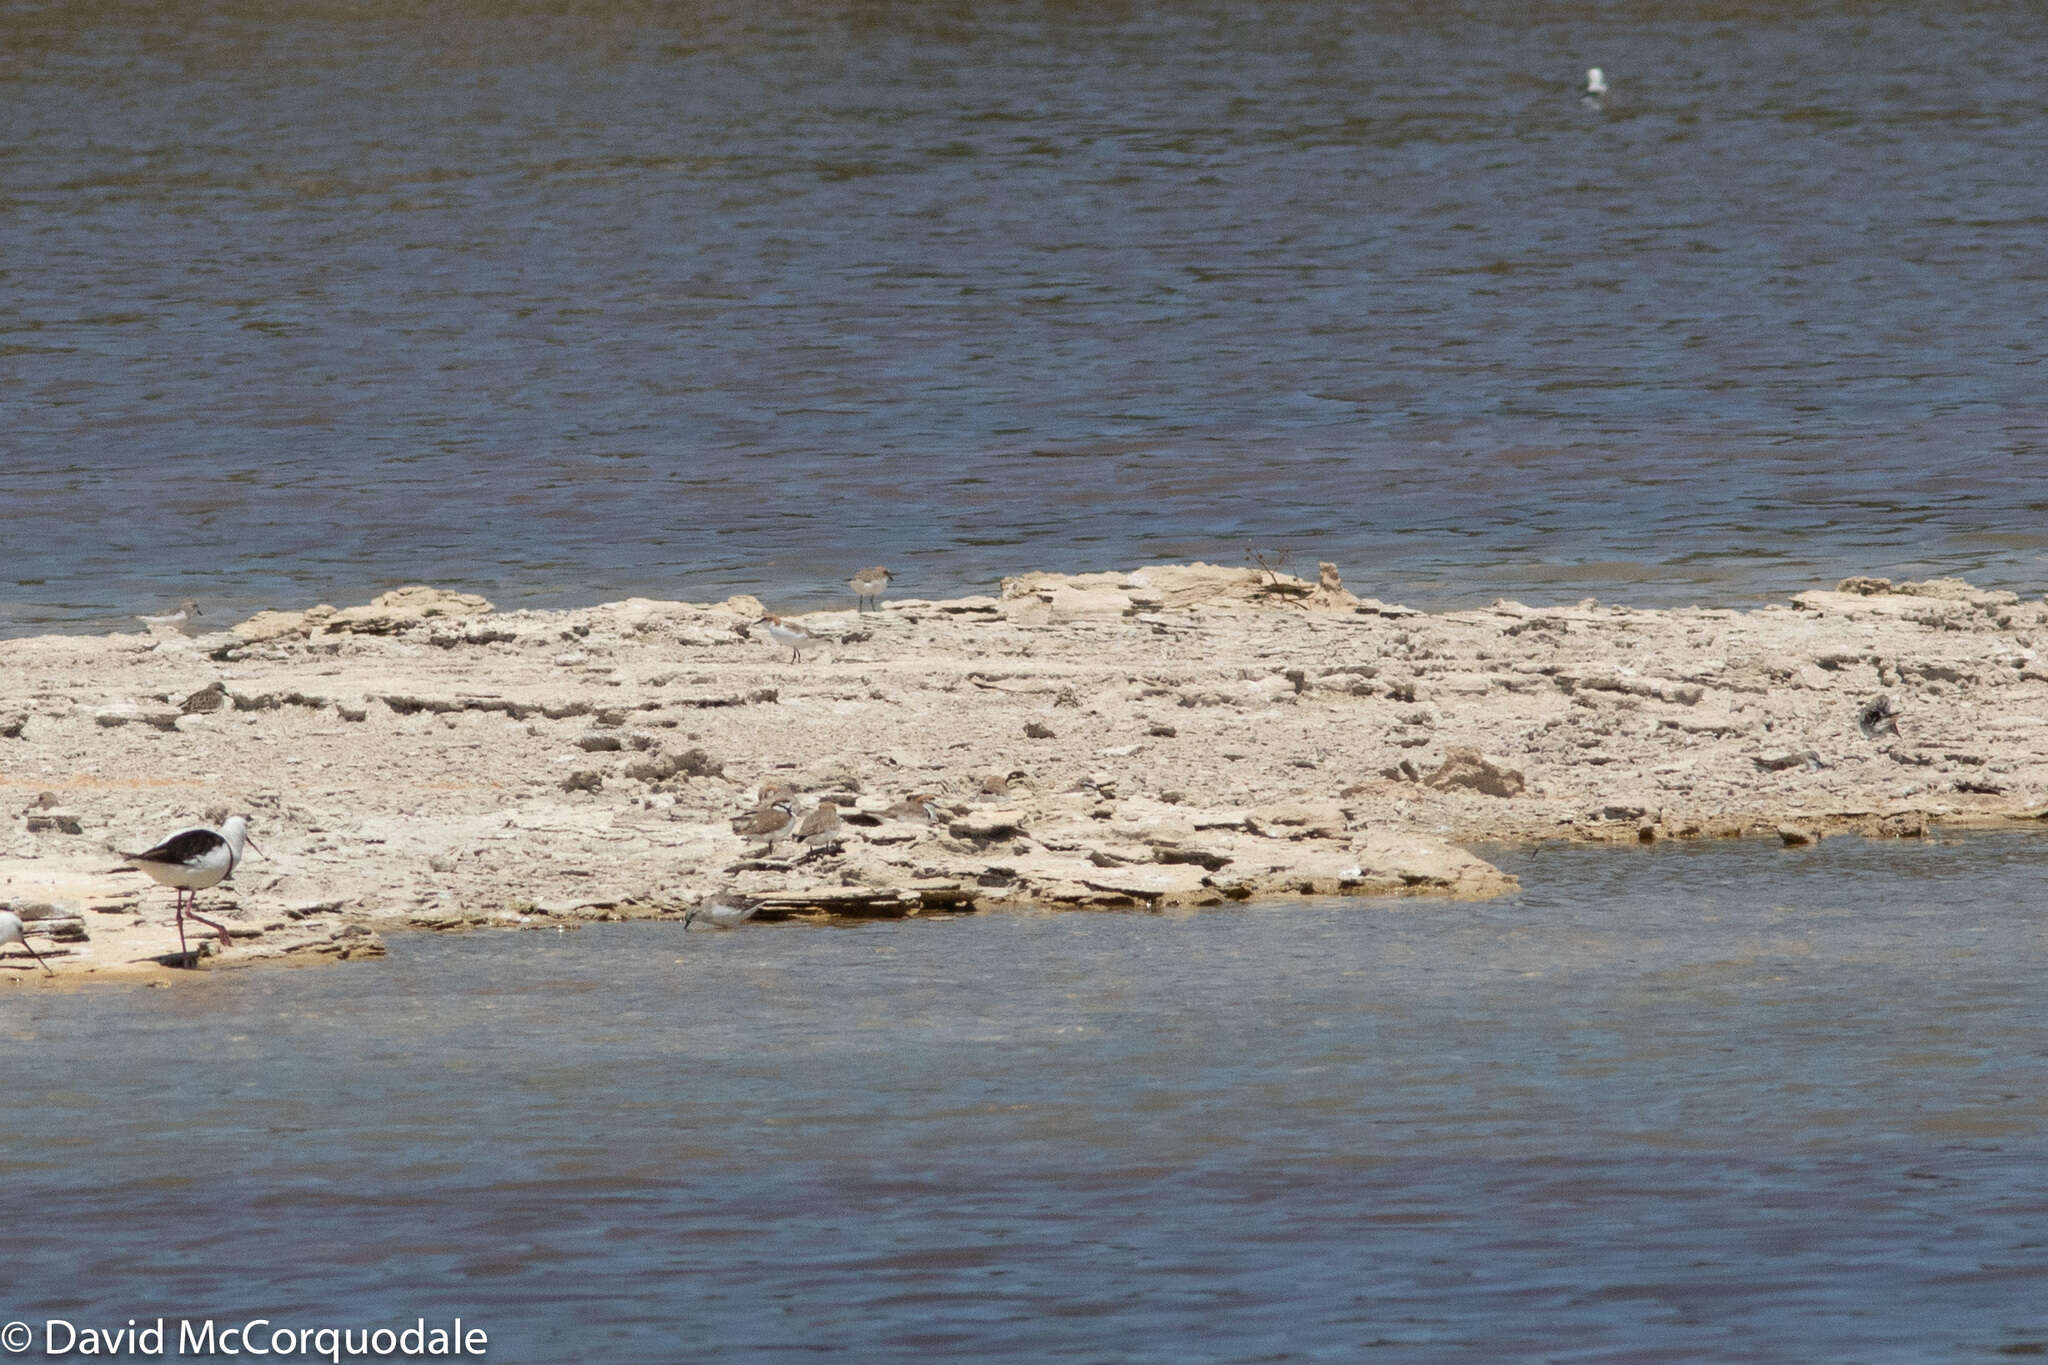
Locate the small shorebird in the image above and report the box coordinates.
[731,798,798,848]
[683,892,761,930]
[846,793,942,830]
[848,566,893,613]
[1579,66,1608,107]
[136,599,203,632]
[759,615,825,662]
[0,909,52,975]
[794,801,843,846]
[121,814,256,956]
[884,793,942,824]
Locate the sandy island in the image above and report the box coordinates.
[3,562,2045,983]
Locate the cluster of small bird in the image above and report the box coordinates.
[10,565,951,970]
[754,566,893,663]
[2,813,256,974]
[682,783,943,930]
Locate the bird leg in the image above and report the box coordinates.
[175,889,189,957]
[185,896,234,949]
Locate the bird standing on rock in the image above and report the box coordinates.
[794,801,844,847]
[758,615,825,663]
[0,909,52,974]
[848,567,893,613]
[122,814,257,957]
[731,799,798,848]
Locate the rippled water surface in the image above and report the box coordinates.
[3,834,2046,1360]
[5,1,2048,631]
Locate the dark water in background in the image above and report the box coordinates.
[5,0,2048,632]
[3,834,2047,1360]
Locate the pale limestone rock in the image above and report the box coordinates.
[1423,748,1526,798]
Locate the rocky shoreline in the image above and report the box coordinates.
[3,563,2045,983]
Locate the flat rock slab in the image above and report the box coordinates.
[6,567,2045,977]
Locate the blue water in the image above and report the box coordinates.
[6,1,2048,631]
[3,833,2045,1360]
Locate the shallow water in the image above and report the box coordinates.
[3,833,2045,1359]
[6,1,2048,631]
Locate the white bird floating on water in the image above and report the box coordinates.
[121,814,257,957]
[0,909,52,975]
[1580,67,1609,107]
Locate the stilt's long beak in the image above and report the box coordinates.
[24,941,51,975]
[244,835,263,860]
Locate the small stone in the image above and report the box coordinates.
[1778,825,1817,846]
[576,733,624,752]
[560,769,604,793]
[623,745,724,784]
[1024,721,1056,739]
[1422,748,1526,798]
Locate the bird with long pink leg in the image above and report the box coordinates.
[122,814,257,959]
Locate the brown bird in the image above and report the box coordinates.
[883,793,942,823]
[731,799,797,847]
[794,802,844,846]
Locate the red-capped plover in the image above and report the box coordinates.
[136,599,203,633]
[848,566,893,613]
[684,892,762,930]
[731,798,798,847]
[121,814,256,956]
[0,909,52,974]
[758,615,825,662]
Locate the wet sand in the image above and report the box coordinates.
[3,563,2043,981]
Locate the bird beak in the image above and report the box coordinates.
[244,835,263,860]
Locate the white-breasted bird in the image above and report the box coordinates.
[0,909,52,975]
[1580,66,1609,107]
[848,566,893,613]
[731,799,798,847]
[683,893,762,930]
[758,615,825,663]
[135,598,203,632]
[121,814,257,956]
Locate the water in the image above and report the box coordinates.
[3,833,2046,1360]
[6,1,2048,632]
